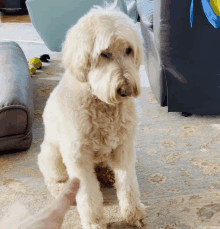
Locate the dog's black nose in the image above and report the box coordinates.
[120,93,127,97]
[118,86,132,97]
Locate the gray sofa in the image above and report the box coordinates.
[0,41,34,152]
[138,0,220,115]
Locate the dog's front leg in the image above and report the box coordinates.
[61,146,107,229]
[111,143,146,227]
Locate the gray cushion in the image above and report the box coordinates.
[0,41,33,152]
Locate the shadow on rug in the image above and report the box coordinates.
[1,54,220,228]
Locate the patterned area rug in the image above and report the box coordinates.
[1,54,220,229]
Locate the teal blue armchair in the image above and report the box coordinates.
[26,0,137,52]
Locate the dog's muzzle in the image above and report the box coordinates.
[117,85,132,97]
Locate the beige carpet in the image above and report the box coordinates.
[1,54,220,229]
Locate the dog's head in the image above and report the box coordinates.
[62,5,143,104]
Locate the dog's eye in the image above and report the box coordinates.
[101,52,112,58]
[126,47,132,55]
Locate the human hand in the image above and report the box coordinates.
[0,178,80,229]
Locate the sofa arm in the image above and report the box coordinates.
[0,41,34,152]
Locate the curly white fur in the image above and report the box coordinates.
[38,3,146,229]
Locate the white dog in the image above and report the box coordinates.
[38,2,146,229]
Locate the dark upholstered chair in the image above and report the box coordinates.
[138,0,220,115]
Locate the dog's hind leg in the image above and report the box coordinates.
[38,140,69,197]
[94,162,115,188]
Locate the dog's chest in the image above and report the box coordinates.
[77,97,136,160]
[90,102,122,148]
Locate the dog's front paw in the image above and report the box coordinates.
[123,203,146,228]
[46,182,66,198]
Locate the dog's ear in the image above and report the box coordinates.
[133,31,144,69]
[62,16,95,83]
[135,46,142,69]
